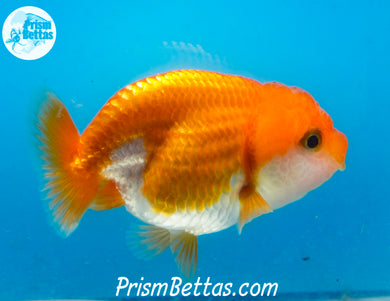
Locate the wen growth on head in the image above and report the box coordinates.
[37,70,348,276]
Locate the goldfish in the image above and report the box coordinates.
[37,70,348,276]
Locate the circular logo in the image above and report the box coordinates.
[2,6,56,60]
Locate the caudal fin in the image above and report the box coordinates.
[37,94,99,236]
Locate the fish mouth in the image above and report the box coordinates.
[339,162,346,171]
[327,130,348,172]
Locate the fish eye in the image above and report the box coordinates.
[301,131,321,150]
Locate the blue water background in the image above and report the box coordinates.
[0,0,389,299]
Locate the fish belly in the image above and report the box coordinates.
[101,139,241,236]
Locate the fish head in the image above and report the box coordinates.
[252,83,348,210]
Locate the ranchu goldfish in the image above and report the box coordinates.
[38,70,348,276]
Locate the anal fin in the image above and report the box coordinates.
[128,224,198,278]
[90,179,125,210]
[170,232,198,279]
[238,185,272,233]
[128,225,171,259]
[138,225,171,256]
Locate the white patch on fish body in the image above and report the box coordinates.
[257,146,341,210]
[102,139,241,236]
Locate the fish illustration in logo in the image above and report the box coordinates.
[37,70,348,276]
[5,29,25,51]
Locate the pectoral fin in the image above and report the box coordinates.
[238,185,272,233]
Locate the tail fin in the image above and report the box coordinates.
[37,94,99,236]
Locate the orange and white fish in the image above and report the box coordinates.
[37,70,348,276]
